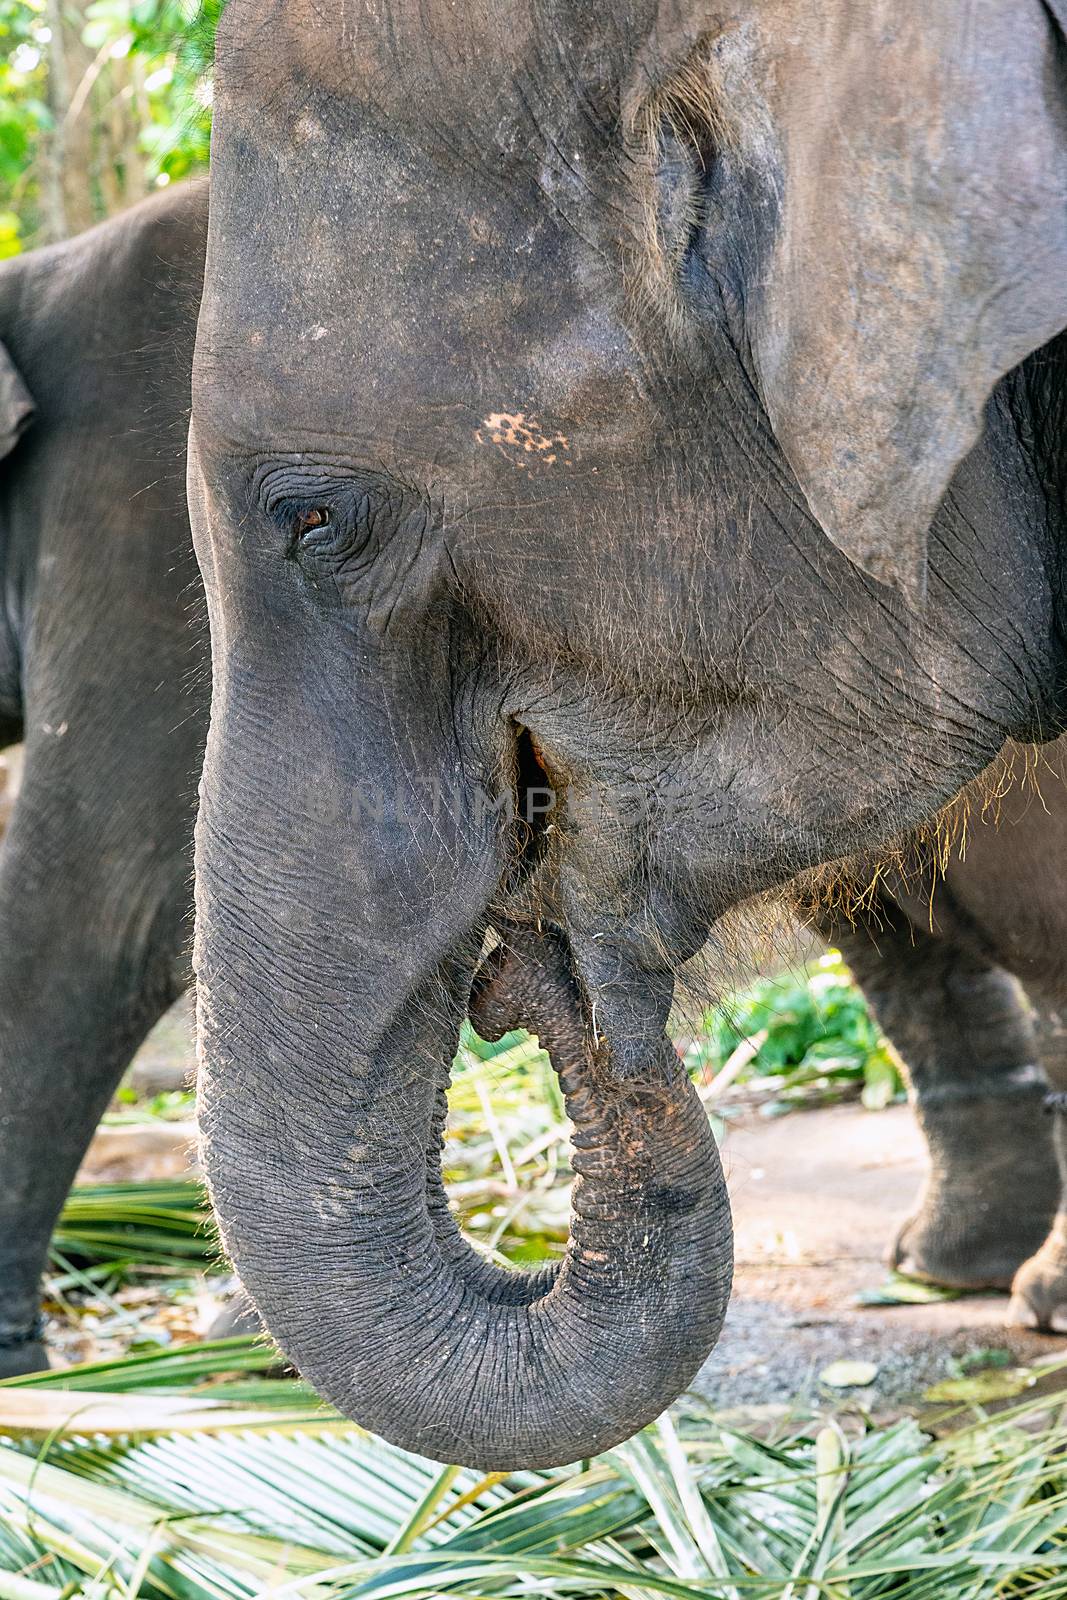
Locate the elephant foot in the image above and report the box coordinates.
[1007,1216,1067,1331]
[0,1330,49,1380]
[892,1083,1059,1291]
[891,1196,1052,1291]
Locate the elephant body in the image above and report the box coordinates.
[0,182,207,1371]
[809,745,1067,1328]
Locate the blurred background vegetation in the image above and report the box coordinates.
[0,0,218,254]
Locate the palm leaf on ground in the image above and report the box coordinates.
[0,1343,1064,1598]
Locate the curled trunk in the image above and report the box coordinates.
[200,918,731,1469]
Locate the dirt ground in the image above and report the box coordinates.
[77,1002,1067,1409]
[700,1101,1065,1413]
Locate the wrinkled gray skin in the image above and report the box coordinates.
[0,183,208,1375]
[0,166,1064,1424]
[0,108,1065,1447]
[189,0,1067,1467]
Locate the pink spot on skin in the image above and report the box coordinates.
[475,410,573,470]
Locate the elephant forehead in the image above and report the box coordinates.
[216,0,661,138]
[195,170,653,471]
[192,357,652,484]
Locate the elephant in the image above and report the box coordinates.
[188,0,1067,1467]
[5,12,1067,1458]
[802,741,1067,1328]
[0,180,208,1375]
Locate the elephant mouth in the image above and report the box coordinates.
[466,922,711,1245]
[197,723,734,1469]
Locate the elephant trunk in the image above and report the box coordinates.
[198,904,731,1469]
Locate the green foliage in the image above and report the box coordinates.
[688,952,905,1112]
[0,211,20,258]
[0,1332,286,1390]
[0,0,48,250]
[0,0,219,250]
[111,1083,196,1118]
[83,0,219,182]
[51,1178,217,1269]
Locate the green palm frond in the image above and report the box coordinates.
[50,1181,218,1270]
[0,1345,1063,1599]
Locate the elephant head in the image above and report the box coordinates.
[189,0,1067,1467]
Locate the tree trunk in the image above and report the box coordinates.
[100,55,147,214]
[43,0,98,241]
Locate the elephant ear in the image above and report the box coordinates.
[0,339,34,462]
[748,2,1067,607]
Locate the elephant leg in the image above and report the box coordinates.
[823,901,1058,1290]
[1008,1008,1067,1329]
[0,759,189,1375]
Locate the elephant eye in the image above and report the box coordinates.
[277,487,383,589]
[289,505,331,544]
[294,506,331,537]
[257,463,411,593]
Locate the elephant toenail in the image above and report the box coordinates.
[1006,1294,1039,1328]
[1049,1305,1067,1333]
